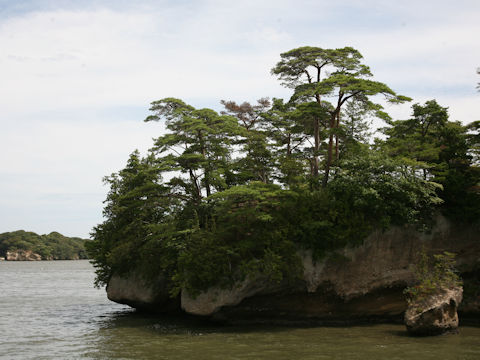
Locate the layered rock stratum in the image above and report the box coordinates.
[106,216,480,323]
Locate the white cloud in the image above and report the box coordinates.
[0,6,293,114]
[356,19,480,86]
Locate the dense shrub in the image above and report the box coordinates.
[404,251,462,303]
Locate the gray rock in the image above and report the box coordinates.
[181,276,286,316]
[405,287,463,336]
[6,250,42,261]
[107,271,178,312]
[105,215,480,322]
[182,216,478,319]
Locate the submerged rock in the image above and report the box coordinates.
[405,287,463,336]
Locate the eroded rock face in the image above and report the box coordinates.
[459,270,480,319]
[106,216,480,322]
[181,276,288,316]
[107,272,179,312]
[6,250,42,261]
[405,287,463,336]
[184,216,479,322]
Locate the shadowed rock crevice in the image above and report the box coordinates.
[107,272,180,313]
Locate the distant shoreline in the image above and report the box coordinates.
[0,258,89,261]
[0,230,88,261]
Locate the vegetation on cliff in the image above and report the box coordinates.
[86,46,480,295]
[404,251,462,304]
[0,230,88,260]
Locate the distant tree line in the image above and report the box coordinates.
[0,230,88,260]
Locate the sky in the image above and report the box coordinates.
[1,0,479,238]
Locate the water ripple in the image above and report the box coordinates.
[1,260,480,360]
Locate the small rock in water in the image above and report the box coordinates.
[404,286,462,336]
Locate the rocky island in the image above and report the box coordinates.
[86,45,480,330]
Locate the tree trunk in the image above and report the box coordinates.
[313,116,320,176]
[189,168,202,201]
[205,173,211,197]
[335,111,340,162]
[287,133,291,156]
[313,94,322,177]
[323,112,336,187]
[199,131,211,197]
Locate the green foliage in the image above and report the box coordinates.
[87,151,180,287]
[279,151,443,260]
[404,251,462,303]
[380,100,480,223]
[329,151,443,229]
[0,230,88,260]
[221,98,274,184]
[261,98,316,187]
[87,45,479,298]
[380,100,449,173]
[271,45,410,183]
[172,182,303,296]
[339,100,373,157]
[466,120,480,165]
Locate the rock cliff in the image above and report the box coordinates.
[6,250,42,261]
[107,272,180,312]
[106,216,480,323]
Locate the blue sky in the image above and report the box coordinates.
[1,0,479,238]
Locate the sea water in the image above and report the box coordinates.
[0,260,479,359]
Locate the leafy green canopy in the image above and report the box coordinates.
[88,148,441,294]
[404,251,462,303]
[379,100,480,222]
[271,46,410,185]
[87,46,477,296]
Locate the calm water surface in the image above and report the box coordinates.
[0,260,479,359]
